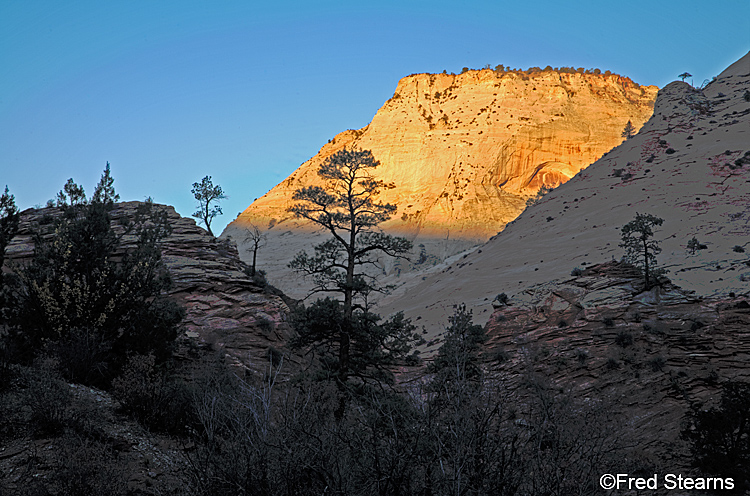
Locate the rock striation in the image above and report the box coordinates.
[224,68,657,298]
[381,51,750,335]
[482,261,750,463]
[4,202,294,373]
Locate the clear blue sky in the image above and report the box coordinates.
[2,0,747,234]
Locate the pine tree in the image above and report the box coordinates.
[619,213,665,289]
[288,148,418,393]
[191,176,226,236]
[621,120,636,140]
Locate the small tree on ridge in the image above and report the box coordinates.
[619,212,664,289]
[621,120,636,140]
[191,176,226,237]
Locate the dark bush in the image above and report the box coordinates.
[111,353,192,434]
[7,175,184,387]
[615,331,634,347]
[648,355,666,372]
[683,382,750,489]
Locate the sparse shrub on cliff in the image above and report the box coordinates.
[256,315,274,333]
[603,317,615,328]
[494,292,509,305]
[574,348,588,365]
[571,267,583,276]
[733,245,745,253]
[665,148,676,154]
[687,236,707,254]
[744,90,750,102]
[615,330,634,347]
[648,355,666,372]
[605,357,620,371]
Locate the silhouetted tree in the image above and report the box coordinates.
[244,224,266,277]
[192,175,226,236]
[288,148,416,398]
[622,120,637,139]
[679,72,692,82]
[0,186,19,276]
[620,213,664,289]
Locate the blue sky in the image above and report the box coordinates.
[1,0,747,234]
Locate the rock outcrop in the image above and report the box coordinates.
[481,261,750,462]
[224,68,657,298]
[4,202,295,373]
[381,51,750,336]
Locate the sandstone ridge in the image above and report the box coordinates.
[5,202,294,373]
[224,68,658,298]
[483,261,750,463]
[381,51,750,335]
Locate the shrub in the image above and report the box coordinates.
[574,348,588,365]
[615,331,634,347]
[571,267,583,276]
[256,315,274,333]
[648,355,666,372]
[687,236,707,254]
[7,173,184,387]
[112,353,192,434]
[682,382,750,486]
[19,360,70,437]
[733,245,745,253]
[494,292,509,305]
[665,148,676,154]
[603,317,615,328]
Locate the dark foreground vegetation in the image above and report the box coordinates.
[2,166,749,495]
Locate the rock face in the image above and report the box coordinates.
[483,261,750,464]
[4,202,294,373]
[381,51,750,335]
[224,68,657,298]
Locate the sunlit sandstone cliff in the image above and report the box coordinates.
[224,68,657,297]
[380,51,750,338]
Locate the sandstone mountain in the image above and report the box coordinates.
[223,68,657,298]
[381,51,750,341]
